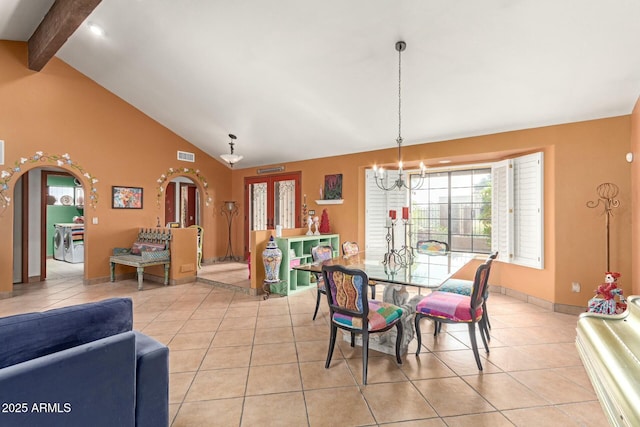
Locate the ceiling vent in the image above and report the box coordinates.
[177,151,195,162]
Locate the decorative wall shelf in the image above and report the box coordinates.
[315,199,343,205]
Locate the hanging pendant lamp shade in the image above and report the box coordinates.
[220,134,243,167]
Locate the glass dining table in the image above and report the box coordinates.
[294,251,484,355]
[293,250,480,289]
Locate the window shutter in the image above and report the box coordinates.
[512,152,543,268]
[365,169,407,261]
[491,160,513,262]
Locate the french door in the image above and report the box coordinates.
[244,172,301,257]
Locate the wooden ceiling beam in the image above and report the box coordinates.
[28,0,102,71]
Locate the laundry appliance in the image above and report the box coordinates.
[63,224,84,264]
[53,224,66,260]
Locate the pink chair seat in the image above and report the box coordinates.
[416,291,483,323]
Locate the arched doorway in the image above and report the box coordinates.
[13,167,86,283]
[164,176,201,228]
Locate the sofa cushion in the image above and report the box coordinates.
[0,298,133,369]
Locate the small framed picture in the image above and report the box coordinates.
[112,186,143,209]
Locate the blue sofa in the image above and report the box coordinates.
[0,298,169,427]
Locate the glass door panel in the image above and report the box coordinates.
[244,172,301,258]
[275,179,296,229]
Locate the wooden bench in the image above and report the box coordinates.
[110,228,172,290]
[576,294,640,427]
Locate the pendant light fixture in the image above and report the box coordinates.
[373,41,426,191]
[220,134,243,168]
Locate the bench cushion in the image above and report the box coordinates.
[131,241,166,255]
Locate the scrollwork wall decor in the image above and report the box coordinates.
[586,182,620,271]
[155,167,212,208]
[0,151,99,211]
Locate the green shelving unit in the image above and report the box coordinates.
[275,234,340,296]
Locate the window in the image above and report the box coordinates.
[365,151,543,269]
[411,168,492,253]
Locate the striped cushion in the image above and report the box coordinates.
[416,291,482,322]
[438,279,473,296]
[333,301,402,331]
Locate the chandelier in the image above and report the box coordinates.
[220,134,243,168]
[373,41,426,191]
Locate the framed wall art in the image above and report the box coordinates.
[112,186,143,209]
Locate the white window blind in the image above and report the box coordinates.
[492,152,544,269]
[365,169,407,261]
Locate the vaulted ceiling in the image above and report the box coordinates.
[2,0,640,168]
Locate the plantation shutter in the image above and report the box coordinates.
[512,152,544,268]
[365,169,407,261]
[492,152,544,269]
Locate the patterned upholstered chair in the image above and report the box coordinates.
[341,241,377,299]
[437,251,498,336]
[322,264,403,385]
[416,240,449,255]
[311,245,334,320]
[414,258,493,370]
[341,241,360,257]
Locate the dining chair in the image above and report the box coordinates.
[437,251,498,336]
[341,241,360,257]
[414,258,493,370]
[311,245,334,320]
[188,225,204,269]
[416,240,449,255]
[322,264,403,385]
[341,241,377,299]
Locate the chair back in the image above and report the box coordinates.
[322,264,370,327]
[342,241,360,257]
[469,259,493,310]
[416,240,449,254]
[311,245,334,283]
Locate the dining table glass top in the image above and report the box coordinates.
[294,251,483,288]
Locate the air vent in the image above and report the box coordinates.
[177,151,195,162]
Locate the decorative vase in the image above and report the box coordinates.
[262,236,282,283]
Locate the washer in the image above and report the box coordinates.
[53,224,66,260]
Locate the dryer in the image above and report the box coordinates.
[53,224,66,260]
[63,225,84,264]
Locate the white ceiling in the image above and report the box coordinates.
[2,0,640,168]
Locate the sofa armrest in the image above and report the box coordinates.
[0,332,136,427]
[134,331,169,427]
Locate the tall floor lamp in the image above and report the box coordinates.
[220,201,240,261]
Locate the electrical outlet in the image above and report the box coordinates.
[92,217,98,225]
[571,282,581,293]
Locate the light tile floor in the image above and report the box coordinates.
[2,261,606,426]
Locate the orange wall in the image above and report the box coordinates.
[0,41,232,293]
[232,116,632,308]
[1,40,635,308]
[631,97,640,295]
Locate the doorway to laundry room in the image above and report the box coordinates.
[12,169,86,284]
